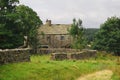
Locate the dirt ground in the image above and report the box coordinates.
[76,70,113,80]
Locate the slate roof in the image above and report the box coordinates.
[38,24,71,35]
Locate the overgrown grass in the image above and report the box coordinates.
[0,53,120,80]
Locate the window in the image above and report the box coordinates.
[60,36,64,40]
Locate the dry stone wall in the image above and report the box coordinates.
[37,48,81,54]
[0,48,31,65]
[51,53,68,60]
[51,50,97,60]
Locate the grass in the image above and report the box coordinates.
[0,53,120,80]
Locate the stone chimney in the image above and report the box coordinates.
[46,19,51,26]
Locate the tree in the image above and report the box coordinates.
[0,1,42,50]
[84,28,99,44]
[0,0,24,49]
[69,18,86,49]
[92,16,120,55]
[16,5,42,52]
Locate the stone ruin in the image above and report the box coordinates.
[51,50,97,60]
[0,48,31,65]
[0,35,32,65]
[51,52,68,60]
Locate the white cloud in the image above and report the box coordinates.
[19,0,120,28]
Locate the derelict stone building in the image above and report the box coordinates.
[38,20,73,48]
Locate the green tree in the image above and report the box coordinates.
[93,16,120,55]
[0,0,24,49]
[16,5,42,52]
[84,28,99,44]
[69,18,86,49]
[0,1,42,50]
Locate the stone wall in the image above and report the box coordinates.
[70,50,97,60]
[37,48,81,54]
[51,50,97,60]
[0,48,31,65]
[51,52,67,60]
[38,34,73,48]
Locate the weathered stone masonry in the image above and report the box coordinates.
[0,48,31,65]
[51,50,97,60]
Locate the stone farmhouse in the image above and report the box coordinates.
[37,20,73,48]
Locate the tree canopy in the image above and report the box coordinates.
[69,18,86,49]
[0,0,42,49]
[84,28,99,44]
[0,0,24,49]
[93,16,120,55]
[16,5,42,48]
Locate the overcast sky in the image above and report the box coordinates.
[19,0,120,28]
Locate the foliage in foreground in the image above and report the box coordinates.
[0,54,120,80]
